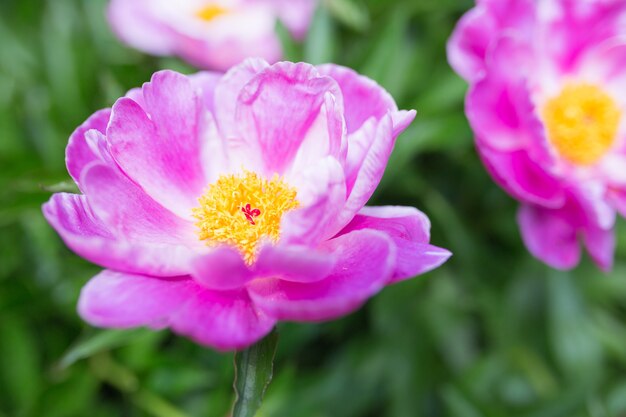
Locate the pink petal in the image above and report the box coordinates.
[253,243,336,283]
[78,271,195,328]
[190,247,253,290]
[66,109,112,188]
[466,75,543,152]
[170,287,276,351]
[214,58,270,139]
[335,114,395,229]
[248,229,395,321]
[338,206,451,282]
[43,194,195,276]
[316,64,397,134]
[281,156,347,245]
[236,61,344,174]
[518,204,581,270]
[107,71,207,219]
[81,162,195,243]
[479,147,565,208]
[78,270,276,350]
[543,0,626,72]
[447,5,497,83]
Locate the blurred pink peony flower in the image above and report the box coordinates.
[43,59,451,350]
[448,0,626,271]
[107,0,316,71]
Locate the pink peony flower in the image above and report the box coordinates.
[107,0,316,71]
[43,59,451,350]
[448,0,626,271]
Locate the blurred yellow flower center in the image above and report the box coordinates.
[195,4,228,21]
[542,83,621,165]
[192,171,299,264]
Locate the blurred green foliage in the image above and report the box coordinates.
[1,0,626,416]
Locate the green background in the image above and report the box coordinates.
[2,0,626,416]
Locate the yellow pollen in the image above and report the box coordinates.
[192,171,299,264]
[195,4,228,22]
[542,83,621,165]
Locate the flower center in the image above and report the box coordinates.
[192,171,299,264]
[541,83,621,166]
[195,4,229,22]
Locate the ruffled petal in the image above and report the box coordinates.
[107,71,207,219]
[337,206,451,282]
[248,229,395,321]
[316,64,397,133]
[215,58,271,138]
[518,204,581,270]
[43,194,195,276]
[236,61,345,174]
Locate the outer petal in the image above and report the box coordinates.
[335,114,397,229]
[236,61,345,174]
[447,5,497,83]
[479,147,565,207]
[78,271,276,351]
[169,287,276,351]
[107,71,206,219]
[337,206,451,282]
[66,109,112,187]
[518,204,581,270]
[81,163,195,243]
[466,75,544,152]
[248,229,395,321]
[316,64,397,134]
[43,194,195,276]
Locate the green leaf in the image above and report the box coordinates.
[232,330,278,417]
[59,328,156,369]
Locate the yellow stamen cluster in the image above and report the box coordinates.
[192,171,299,264]
[542,83,621,166]
[195,4,228,22]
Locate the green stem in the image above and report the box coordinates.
[232,329,278,417]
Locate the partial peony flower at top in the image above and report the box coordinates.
[448,0,626,271]
[42,59,451,350]
[107,0,316,71]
